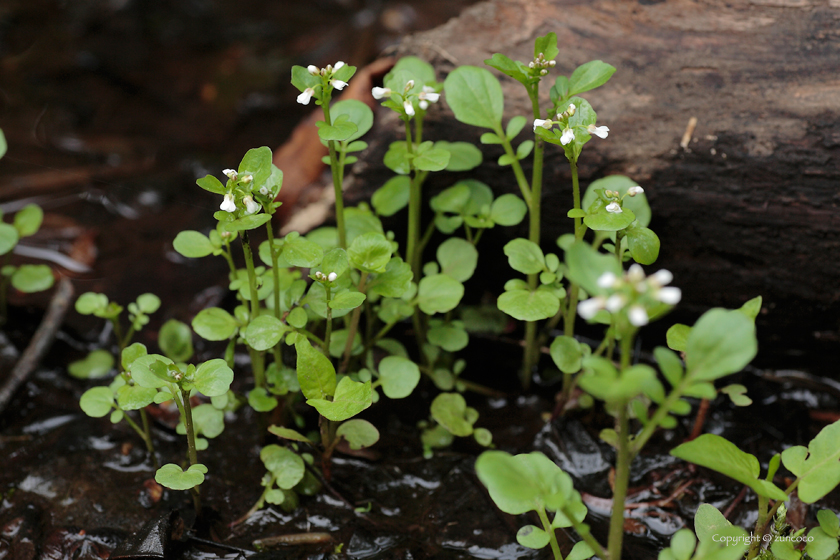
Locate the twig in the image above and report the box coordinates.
[0,277,74,413]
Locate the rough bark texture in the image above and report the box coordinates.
[343,0,840,360]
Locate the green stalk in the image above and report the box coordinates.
[403,119,422,279]
[563,157,584,341]
[339,272,368,372]
[562,504,607,560]
[265,222,282,321]
[537,505,563,560]
[320,94,346,249]
[241,231,265,388]
[323,283,333,355]
[747,495,770,560]
[608,334,634,560]
[178,387,202,513]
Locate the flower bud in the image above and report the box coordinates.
[327,272,337,282]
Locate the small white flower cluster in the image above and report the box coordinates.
[529,52,556,76]
[218,168,261,215]
[578,264,681,327]
[297,61,348,105]
[533,103,609,146]
[371,79,439,118]
[602,187,644,214]
[314,271,338,283]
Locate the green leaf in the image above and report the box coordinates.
[116,384,157,411]
[260,445,305,489]
[121,342,147,371]
[655,346,684,388]
[244,314,286,351]
[337,419,380,450]
[129,354,174,389]
[564,240,623,296]
[443,66,504,131]
[480,132,502,144]
[413,147,450,172]
[79,387,115,417]
[329,291,366,310]
[159,319,193,362]
[0,223,19,256]
[503,238,545,275]
[348,232,392,273]
[383,141,411,175]
[268,425,314,444]
[196,174,226,195]
[497,289,560,322]
[282,233,324,268]
[11,265,54,293]
[378,356,421,399]
[371,176,410,217]
[694,503,735,544]
[516,140,534,160]
[569,60,616,96]
[534,32,559,60]
[818,509,840,538]
[506,116,527,139]
[238,146,273,188]
[739,296,762,321]
[295,340,337,400]
[388,56,436,87]
[155,463,205,491]
[193,359,234,397]
[317,115,358,142]
[417,274,464,314]
[583,206,636,232]
[192,307,239,341]
[720,384,752,406]
[329,99,373,141]
[626,223,660,265]
[550,336,583,374]
[516,525,549,550]
[583,175,652,227]
[670,434,788,500]
[668,529,696,560]
[75,292,108,315]
[173,231,214,258]
[307,377,372,421]
[781,418,840,503]
[368,257,412,298]
[430,393,475,437]
[437,237,478,282]
[567,541,595,560]
[13,204,43,237]
[490,194,527,226]
[806,527,839,560]
[474,427,493,447]
[248,387,278,412]
[666,324,691,353]
[222,213,272,233]
[68,349,114,379]
[427,324,469,352]
[686,309,757,381]
[436,141,482,171]
[0,129,6,159]
[135,293,160,314]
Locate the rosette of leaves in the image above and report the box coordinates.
[0,204,54,308]
[475,450,593,560]
[421,392,492,457]
[497,238,565,321]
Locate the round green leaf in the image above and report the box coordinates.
[550,336,583,374]
[248,387,279,412]
[121,342,148,371]
[427,323,469,352]
[173,231,214,258]
[329,99,373,141]
[503,238,545,275]
[329,291,366,310]
[473,427,493,447]
[244,314,286,351]
[117,384,157,411]
[79,386,115,417]
[443,66,504,131]
[582,175,651,227]
[371,176,410,217]
[11,265,54,293]
[159,319,194,362]
[497,289,560,321]
[436,141,482,172]
[295,339,337,400]
[190,403,225,438]
[430,393,473,437]
[583,207,636,232]
[193,359,234,397]
[68,349,115,379]
[306,377,372,421]
[13,205,43,237]
[348,232,392,273]
[135,293,161,314]
[516,525,550,550]
[75,292,108,315]
[192,307,238,341]
[129,354,174,389]
[282,233,324,268]
[437,237,478,282]
[336,419,380,450]
[686,309,757,381]
[260,444,305,489]
[417,274,464,315]
[155,463,205,491]
[626,224,660,265]
[0,223,19,256]
[378,356,421,399]
[490,194,527,226]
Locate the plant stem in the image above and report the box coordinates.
[324,283,333,355]
[403,119,422,279]
[241,231,265,388]
[608,334,634,560]
[563,157,584,340]
[321,99,346,249]
[563,507,607,560]
[339,272,368,372]
[265,222,282,321]
[537,505,563,560]
[747,495,770,559]
[179,387,202,514]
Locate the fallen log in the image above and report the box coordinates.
[335,0,840,360]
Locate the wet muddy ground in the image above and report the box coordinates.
[2,1,840,558]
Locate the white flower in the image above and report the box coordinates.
[242,196,260,215]
[327,272,337,282]
[297,87,315,105]
[628,305,649,327]
[578,297,605,320]
[605,294,626,313]
[627,186,644,197]
[597,272,618,289]
[419,87,439,103]
[222,169,237,180]
[241,174,253,184]
[650,269,673,286]
[605,202,622,213]
[220,193,236,213]
[627,264,645,283]
[560,127,575,145]
[403,99,415,117]
[315,271,325,280]
[419,100,429,110]
[334,61,345,70]
[331,79,348,90]
[404,79,415,92]
[587,124,609,139]
[259,186,269,196]
[307,65,319,75]
[371,87,392,100]
[657,287,682,305]
[533,119,551,131]
[568,103,576,113]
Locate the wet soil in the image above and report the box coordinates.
[2,1,840,559]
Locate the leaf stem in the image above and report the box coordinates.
[537,505,563,560]
[339,272,369,372]
[321,98,346,249]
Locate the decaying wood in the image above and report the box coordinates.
[340,0,840,346]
